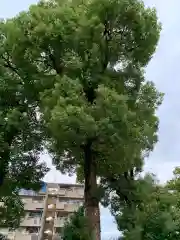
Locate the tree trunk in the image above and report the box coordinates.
[0,149,10,187]
[0,127,18,187]
[84,141,101,240]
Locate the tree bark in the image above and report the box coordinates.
[0,129,16,187]
[84,140,101,240]
[0,150,9,186]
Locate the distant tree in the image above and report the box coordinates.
[106,171,180,240]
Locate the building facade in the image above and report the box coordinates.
[0,182,84,240]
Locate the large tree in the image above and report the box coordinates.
[106,171,180,240]
[0,0,162,239]
[0,19,49,228]
[0,29,48,192]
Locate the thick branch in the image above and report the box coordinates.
[0,127,19,187]
[102,20,110,71]
[47,47,63,75]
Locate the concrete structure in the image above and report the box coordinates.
[0,183,84,240]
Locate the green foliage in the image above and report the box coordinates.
[108,171,180,240]
[0,57,49,193]
[0,234,9,240]
[0,191,24,229]
[0,0,162,236]
[62,207,92,240]
[0,8,50,191]
[0,7,49,229]
[167,167,180,191]
[39,0,162,178]
[0,66,48,227]
[0,0,162,177]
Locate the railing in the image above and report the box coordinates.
[24,201,44,210]
[64,189,84,198]
[56,202,65,210]
[20,217,41,227]
[13,232,38,240]
[64,203,80,212]
[54,218,65,227]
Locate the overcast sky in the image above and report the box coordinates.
[0,0,180,239]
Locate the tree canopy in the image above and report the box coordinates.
[0,43,49,193]
[0,0,162,238]
[105,169,180,240]
[0,56,48,229]
[0,18,49,229]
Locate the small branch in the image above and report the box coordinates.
[2,54,22,80]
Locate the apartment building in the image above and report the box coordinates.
[0,182,84,240]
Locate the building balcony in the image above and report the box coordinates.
[14,233,38,240]
[23,201,44,210]
[20,217,41,227]
[64,203,80,212]
[56,184,84,199]
[58,189,66,196]
[64,189,84,199]
[56,202,65,210]
[3,232,14,240]
[54,218,65,228]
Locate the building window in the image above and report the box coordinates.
[56,212,68,218]
[55,227,62,234]
[26,227,39,234]
[22,198,31,204]
[28,211,42,218]
[58,185,67,189]
[32,196,43,203]
[64,199,83,204]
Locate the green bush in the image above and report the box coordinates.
[62,206,92,240]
